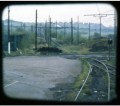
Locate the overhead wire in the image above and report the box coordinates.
[101,10,114,14]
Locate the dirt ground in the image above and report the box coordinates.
[3,56,81,100]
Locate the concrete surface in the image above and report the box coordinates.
[3,56,81,100]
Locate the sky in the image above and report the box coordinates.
[2,3,116,27]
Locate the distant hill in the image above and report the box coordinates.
[2,19,114,37]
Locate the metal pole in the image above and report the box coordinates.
[100,16,101,37]
[21,22,23,30]
[35,9,37,50]
[114,10,117,49]
[84,14,114,38]
[31,24,33,32]
[56,20,57,40]
[24,23,25,31]
[10,21,12,33]
[8,6,10,54]
[71,18,73,44]
[46,21,48,45]
[89,22,90,40]
[45,21,47,42]
[109,44,110,60]
[49,16,51,46]
[64,22,65,41]
[77,16,79,44]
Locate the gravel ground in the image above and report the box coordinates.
[3,56,81,100]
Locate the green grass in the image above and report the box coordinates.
[62,45,90,54]
[104,58,116,66]
[3,51,22,57]
[81,85,92,95]
[73,59,89,89]
[3,48,35,57]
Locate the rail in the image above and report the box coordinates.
[92,59,110,101]
[92,64,115,75]
[74,61,92,101]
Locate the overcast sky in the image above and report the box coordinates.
[2,3,116,27]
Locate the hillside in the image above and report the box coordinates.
[3,19,114,37]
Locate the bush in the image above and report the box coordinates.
[89,38,108,51]
[20,32,35,50]
[90,44,108,51]
[37,47,62,53]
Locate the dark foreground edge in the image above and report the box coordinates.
[0,1,120,105]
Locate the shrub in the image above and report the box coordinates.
[20,32,35,50]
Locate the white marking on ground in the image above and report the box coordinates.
[5,81,19,88]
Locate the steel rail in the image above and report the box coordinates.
[105,63,115,68]
[92,64,115,75]
[74,61,92,101]
[5,81,19,88]
[92,59,110,101]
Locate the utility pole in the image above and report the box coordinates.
[38,24,40,36]
[23,23,25,31]
[49,16,51,46]
[21,22,23,30]
[45,21,47,43]
[10,21,12,34]
[84,14,114,38]
[8,6,10,54]
[108,39,112,60]
[114,10,117,49]
[31,24,33,32]
[56,20,57,39]
[89,22,90,40]
[77,16,79,44]
[35,9,37,51]
[71,18,73,44]
[64,22,66,41]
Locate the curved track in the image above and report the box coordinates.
[74,58,116,102]
[74,61,92,101]
[90,59,111,101]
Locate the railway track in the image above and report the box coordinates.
[50,59,92,102]
[74,59,108,102]
[90,59,111,101]
[49,56,116,102]
[74,61,92,101]
[91,60,116,75]
[74,58,116,102]
[104,63,116,75]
